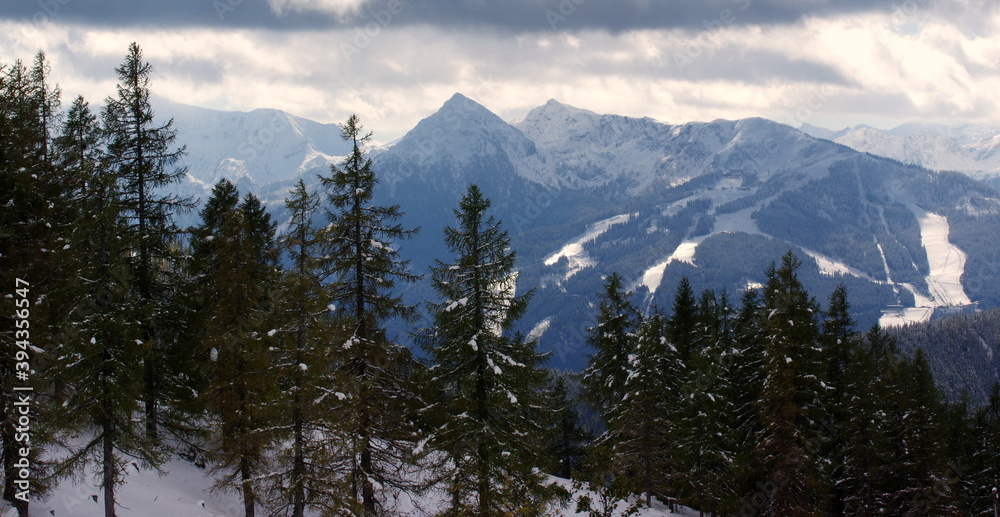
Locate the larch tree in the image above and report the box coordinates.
[101,42,190,440]
[192,180,279,517]
[265,179,351,516]
[320,114,422,514]
[419,184,553,516]
[50,95,166,517]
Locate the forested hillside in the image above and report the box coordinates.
[891,308,1000,406]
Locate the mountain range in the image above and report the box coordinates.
[800,121,1000,188]
[156,94,1000,371]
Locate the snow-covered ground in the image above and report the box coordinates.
[544,213,634,281]
[10,454,690,517]
[911,206,972,307]
[878,203,973,328]
[13,453,244,517]
[636,184,763,294]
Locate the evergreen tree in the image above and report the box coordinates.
[320,114,421,514]
[101,42,190,440]
[265,180,350,516]
[729,287,767,507]
[967,383,1000,517]
[668,277,698,362]
[192,181,279,517]
[838,325,895,516]
[885,350,957,515]
[50,105,166,517]
[547,373,592,480]
[755,252,826,517]
[606,307,673,508]
[821,284,857,516]
[0,54,64,516]
[673,290,740,514]
[582,273,640,414]
[419,184,553,515]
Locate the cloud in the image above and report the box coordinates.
[2,0,900,33]
[1,1,998,142]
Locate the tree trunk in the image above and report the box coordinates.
[103,428,116,517]
[292,373,305,517]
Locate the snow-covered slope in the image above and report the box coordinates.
[518,100,827,192]
[21,452,691,517]
[153,97,351,217]
[801,122,1000,182]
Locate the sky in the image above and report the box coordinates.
[1,0,999,141]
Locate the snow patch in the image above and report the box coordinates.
[526,317,552,342]
[544,213,633,281]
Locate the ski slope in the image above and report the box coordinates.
[879,204,973,327]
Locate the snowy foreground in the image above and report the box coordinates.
[8,453,692,517]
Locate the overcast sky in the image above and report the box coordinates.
[1,0,998,140]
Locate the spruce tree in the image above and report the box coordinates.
[605,307,673,507]
[320,114,421,514]
[419,184,553,515]
[729,287,767,507]
[0,54,65,516]
[102,42,190,440]
[967,383,1000,516]
[547,374,592,480]
[885,350,957,515]
[820,284,857,516]
[755,252,826,517]
[838,325,895,516]
[674,290,740,514]
[582,273,640,414]
[668,277,698,362]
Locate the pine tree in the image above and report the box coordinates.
[419,184,553,515]
[101,42,191,440]
[582,273,640,414]
[192,181,279,517]
[264,179,351,515]
[755,252,826,517]
[320,114,421,514]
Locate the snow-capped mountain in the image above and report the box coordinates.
[159,94,1000,370]
[516,100,829,192]
[800,121,1000,185]
[153,96,351,224]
